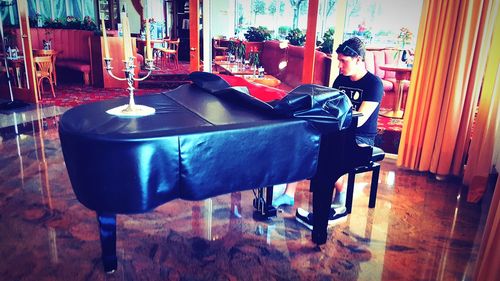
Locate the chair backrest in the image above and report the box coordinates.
[34,56,53,75]
[166,39,180,52]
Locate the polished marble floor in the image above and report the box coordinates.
[0,101,491,281]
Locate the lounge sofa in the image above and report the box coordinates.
[27,28,94,85]
[14,28,144,86]
[259,40,332,91]
[364,48,410,95]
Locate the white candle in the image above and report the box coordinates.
[101,17,110,59]
[121,11,132,60]
[145,20,152,60]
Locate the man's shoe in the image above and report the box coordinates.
[327,206,348,225]
[295,208,313,230]
[295,207,348,230]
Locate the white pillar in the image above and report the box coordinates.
[203,0,212,72]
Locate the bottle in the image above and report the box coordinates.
[401,50,408,63]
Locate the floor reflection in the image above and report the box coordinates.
[0,104,490,281]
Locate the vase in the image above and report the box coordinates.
[397,50,407,67]
[43,40,52,50]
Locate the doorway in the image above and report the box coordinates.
[0,0,37,104]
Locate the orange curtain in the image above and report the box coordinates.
[474,176,500,280]
[463,3,500,202]
[397,0,498,184]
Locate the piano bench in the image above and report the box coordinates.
[345,146,385,214]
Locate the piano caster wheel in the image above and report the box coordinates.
[102,257,117,274]
[106,269,116,275]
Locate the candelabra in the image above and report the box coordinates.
[104,57,155,117]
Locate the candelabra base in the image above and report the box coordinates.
[106,104,156,117]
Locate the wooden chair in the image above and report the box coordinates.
[34,56,56,99]
[213,37,228,57]
[33,49,59,85]
[155,38,180,69]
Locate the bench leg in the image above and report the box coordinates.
[252,186,277,220]
[369,163,380,208]
[346,172,356,214]
[97,213,117,273]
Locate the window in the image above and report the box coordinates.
[344,0,423,49]
[234,0,312,39]
[1,0,19,26]
[26,0,96,24]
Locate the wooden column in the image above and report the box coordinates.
[189,0,200,72]
[11,0,37,103]
[302,0,319,84]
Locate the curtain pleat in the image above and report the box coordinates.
[421,0,461,173]
[463,0,500,202]
[474,176,500,280]
[397,0,498,185]
[452,0,497,176]
[27,0,36,18]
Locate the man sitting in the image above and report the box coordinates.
[273,37,384,229]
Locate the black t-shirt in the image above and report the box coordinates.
[332,72,384,138]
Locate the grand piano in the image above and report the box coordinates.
[59,72,372,272]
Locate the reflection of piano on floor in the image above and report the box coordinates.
[59,80,372,272]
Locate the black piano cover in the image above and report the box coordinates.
[59,84,321,214]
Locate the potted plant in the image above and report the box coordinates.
[82,16,98,31]
[64,16,82,30]
[395,27,414,66]
[243,26,271,58]
[318,27,334,54]
[29,13,43,27]
[227,40,245,62]
[278,26,291,39]
[234,42,246,65]
[285,28,306,46]
[244,26,271,42]
[249,50,260,67]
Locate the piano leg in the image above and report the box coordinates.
[310,177,336,244]
[97,213,117,273]
[310,131,349,245]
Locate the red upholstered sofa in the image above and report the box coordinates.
[364,48,410,95]
[27,28,94,85]
[259,40,332,91]
[218,74,287,102]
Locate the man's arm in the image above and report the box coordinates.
[356,101,379,127]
